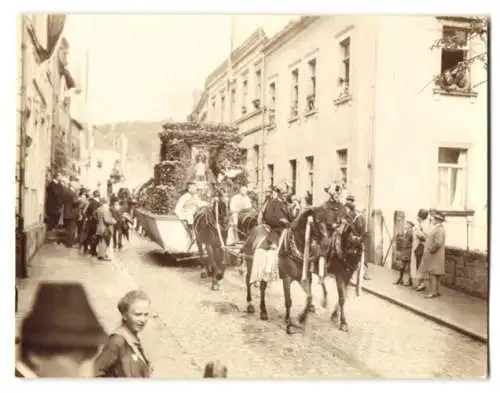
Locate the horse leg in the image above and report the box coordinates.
[321,279,329,309]
[259,280,268,321]
[197,239,208,279]
[335,274,349,332]
[298,275,313,326]
[208,247,219,291]
[246,259,255,314]
[304,275,317,314]
[282,274,295,334]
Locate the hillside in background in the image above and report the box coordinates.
[93,121,165,187]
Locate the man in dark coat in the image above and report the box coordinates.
[83,190,102,255]
[261,186,292,250]
[345,195,370,280]
[45,173,65,231]
[62,181,80,248]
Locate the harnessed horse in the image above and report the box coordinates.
[192,189,230,291]
[314,205,367,332]
[240,207,329,334]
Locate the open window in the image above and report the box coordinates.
[437,26,471,91]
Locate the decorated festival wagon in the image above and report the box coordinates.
[135,121,256,262]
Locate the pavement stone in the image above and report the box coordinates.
[15,243,201,379]
[16,235,489,379]
[119,234,488,379]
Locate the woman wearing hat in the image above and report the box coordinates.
[418,211,447,298]
[412,209,430,290]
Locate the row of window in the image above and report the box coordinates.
[210,37,351,124]
[242,146,468,209]
[209,22,475,124]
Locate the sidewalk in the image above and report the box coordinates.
[15,243,201,378]
[359,264,488,343]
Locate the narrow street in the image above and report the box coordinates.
[113,234,487,379]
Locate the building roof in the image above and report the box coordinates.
[204,28,268,89]
[263,16,321,55]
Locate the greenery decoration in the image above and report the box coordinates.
[138,121,249,215]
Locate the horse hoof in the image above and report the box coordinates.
[298,313,307,325]
[330,313,339,324]
[339,323,349,332]
[260,312,269,321]
[200,271,208,279]
[247,304,255,314]
[211,283,220,291]
[307,304,316,313]
[286,323,302,335]
[321,299,328,309]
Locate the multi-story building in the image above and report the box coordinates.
[87,149,121,195]
[190,28,269,195]
[70,118,84,177]
[51,37,77,177]
[191,16,488,261]
[16,14,78,278]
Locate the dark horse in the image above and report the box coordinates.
[240,207,329,334]
[314,204,367,332]
[237,208,259,241]
[192,190,230,291]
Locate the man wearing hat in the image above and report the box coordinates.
[419,211,446,298]
[261,185,291,250]
[45,172,65,232]
[82,190,102,255]
[16,282,106,378]
[345,194,371,280]
[62,180,81,248]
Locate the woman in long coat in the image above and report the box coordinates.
[419,212,446,298]
[412,209,429,290]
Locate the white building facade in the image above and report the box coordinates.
[191,16,488,258]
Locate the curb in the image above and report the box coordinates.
[355,283,488,344]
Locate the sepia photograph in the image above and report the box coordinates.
[12,5,491,382]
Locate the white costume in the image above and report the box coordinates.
[227,193,253,244]
[174,192,204,225]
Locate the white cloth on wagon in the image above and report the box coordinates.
[227,193,253,245]
[249,229,287,285]
[174,192,204,225]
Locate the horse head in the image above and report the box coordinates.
[342,211,366,255]
[291,207,329,254]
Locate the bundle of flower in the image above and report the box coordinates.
[154,160,188,187]
[159,122,241,152]
[217,166,249,197]
[140,185,180,215]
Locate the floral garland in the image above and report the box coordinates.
[138,122,249,215]
[162,121,239,134]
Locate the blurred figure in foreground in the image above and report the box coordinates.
[203,360,228,378]
[95,290,152,378]
[16,282,106,378]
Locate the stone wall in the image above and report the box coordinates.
[25,223,46,264]
[443,247,489,300]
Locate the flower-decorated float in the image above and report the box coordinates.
[135,121,253,261]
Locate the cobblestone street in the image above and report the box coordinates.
[17,234,488,379]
